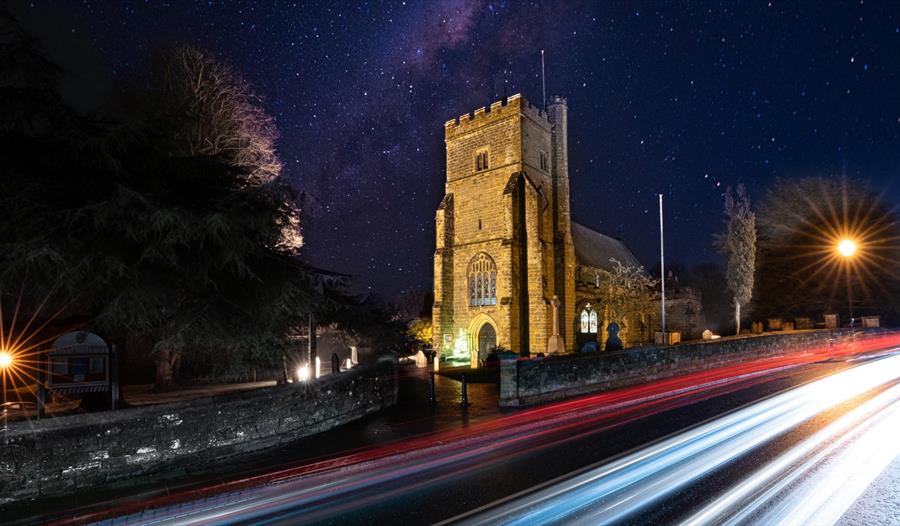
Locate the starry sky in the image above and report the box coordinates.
[12,1,900,298]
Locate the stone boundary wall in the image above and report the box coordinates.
[499,331,846,407]
[0,357,398,504]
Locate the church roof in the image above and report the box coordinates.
[571,222,642,272]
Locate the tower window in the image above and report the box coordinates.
[475,150,489,171]
[468,252,498,307]
[540,151,548,171]
[478,219,482,230]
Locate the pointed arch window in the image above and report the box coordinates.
[468,252,498,307]
[580,303,598,334]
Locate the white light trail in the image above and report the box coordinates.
[461,350,900,526]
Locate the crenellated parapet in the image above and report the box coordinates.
[444,93,549,139]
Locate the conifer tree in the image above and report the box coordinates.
[720,185,756,335]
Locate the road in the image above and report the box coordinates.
[35,333,900,525]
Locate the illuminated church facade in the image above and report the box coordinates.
[432,93,660,367]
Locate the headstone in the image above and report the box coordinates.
[862,316,880,328]
[702,329,713,340]
[782,321,795,331]
[580,341,599,353]
[795,317,813,330]
[605,322,623,352]
[824,314,839,329]
[768,318,783,331]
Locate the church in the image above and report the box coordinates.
[432,93,688,368]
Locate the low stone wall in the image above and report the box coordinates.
[500,331,844,407]
[0,357,398,504]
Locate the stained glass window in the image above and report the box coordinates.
[476,274,482,305]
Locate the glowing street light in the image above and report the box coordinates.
[0,349,11,443]
[837,238,857,258]
[836,238,859,333]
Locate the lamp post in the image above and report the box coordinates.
[837,238,858,335]
[0,350,12,444]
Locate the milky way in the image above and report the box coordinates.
[12,1,900,298]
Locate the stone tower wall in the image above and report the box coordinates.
[548,96,577,352]
[433,94,559,360]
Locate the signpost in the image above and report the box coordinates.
[39,331,119,416]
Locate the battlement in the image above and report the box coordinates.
[445,93,549,138]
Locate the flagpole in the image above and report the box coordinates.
[541,49,546,109]
[659,194,666,336]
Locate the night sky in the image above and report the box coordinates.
[12,1,900,298]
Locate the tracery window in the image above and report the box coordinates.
[468,252,498,307]
[580,304,598,333]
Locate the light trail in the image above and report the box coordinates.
[682,380,900,525]
[46,333,900,525]
[459,348,900,526]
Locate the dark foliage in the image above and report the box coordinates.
[0,11,338,384]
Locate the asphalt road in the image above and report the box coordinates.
[22,335,900,526]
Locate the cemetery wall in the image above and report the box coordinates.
[0,357,398,504]
[499,331,843,407]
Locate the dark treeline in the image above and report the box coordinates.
[0,10,410,389]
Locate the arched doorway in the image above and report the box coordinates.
[476,323,497,362]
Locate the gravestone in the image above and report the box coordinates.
[861,316,880,328]
[795,317,813,330]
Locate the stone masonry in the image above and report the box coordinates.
[433,93,576,366]
[0,358,398,504]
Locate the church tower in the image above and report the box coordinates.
[433,94,574,366]
[548,96,577,353]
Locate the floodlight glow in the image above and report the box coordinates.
[297,365,310,381]
[837,238,857,257]
[0,351,11,369]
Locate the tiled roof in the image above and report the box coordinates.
[571,222,642,272]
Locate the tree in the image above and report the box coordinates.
[718,185,756,335]
[599,259,658,347]
[100,46,319,388]
[0,18,325,390]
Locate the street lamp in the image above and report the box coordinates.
[0,349,12,443]
[837,239,857,258]
[837,238,858,333]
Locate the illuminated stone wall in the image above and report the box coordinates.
[0,358,398,504]
[500,330,844,407]
[432,94,576,364]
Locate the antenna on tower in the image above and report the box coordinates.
[541,49,546,110]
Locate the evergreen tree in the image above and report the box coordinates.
[719,185,756,335]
